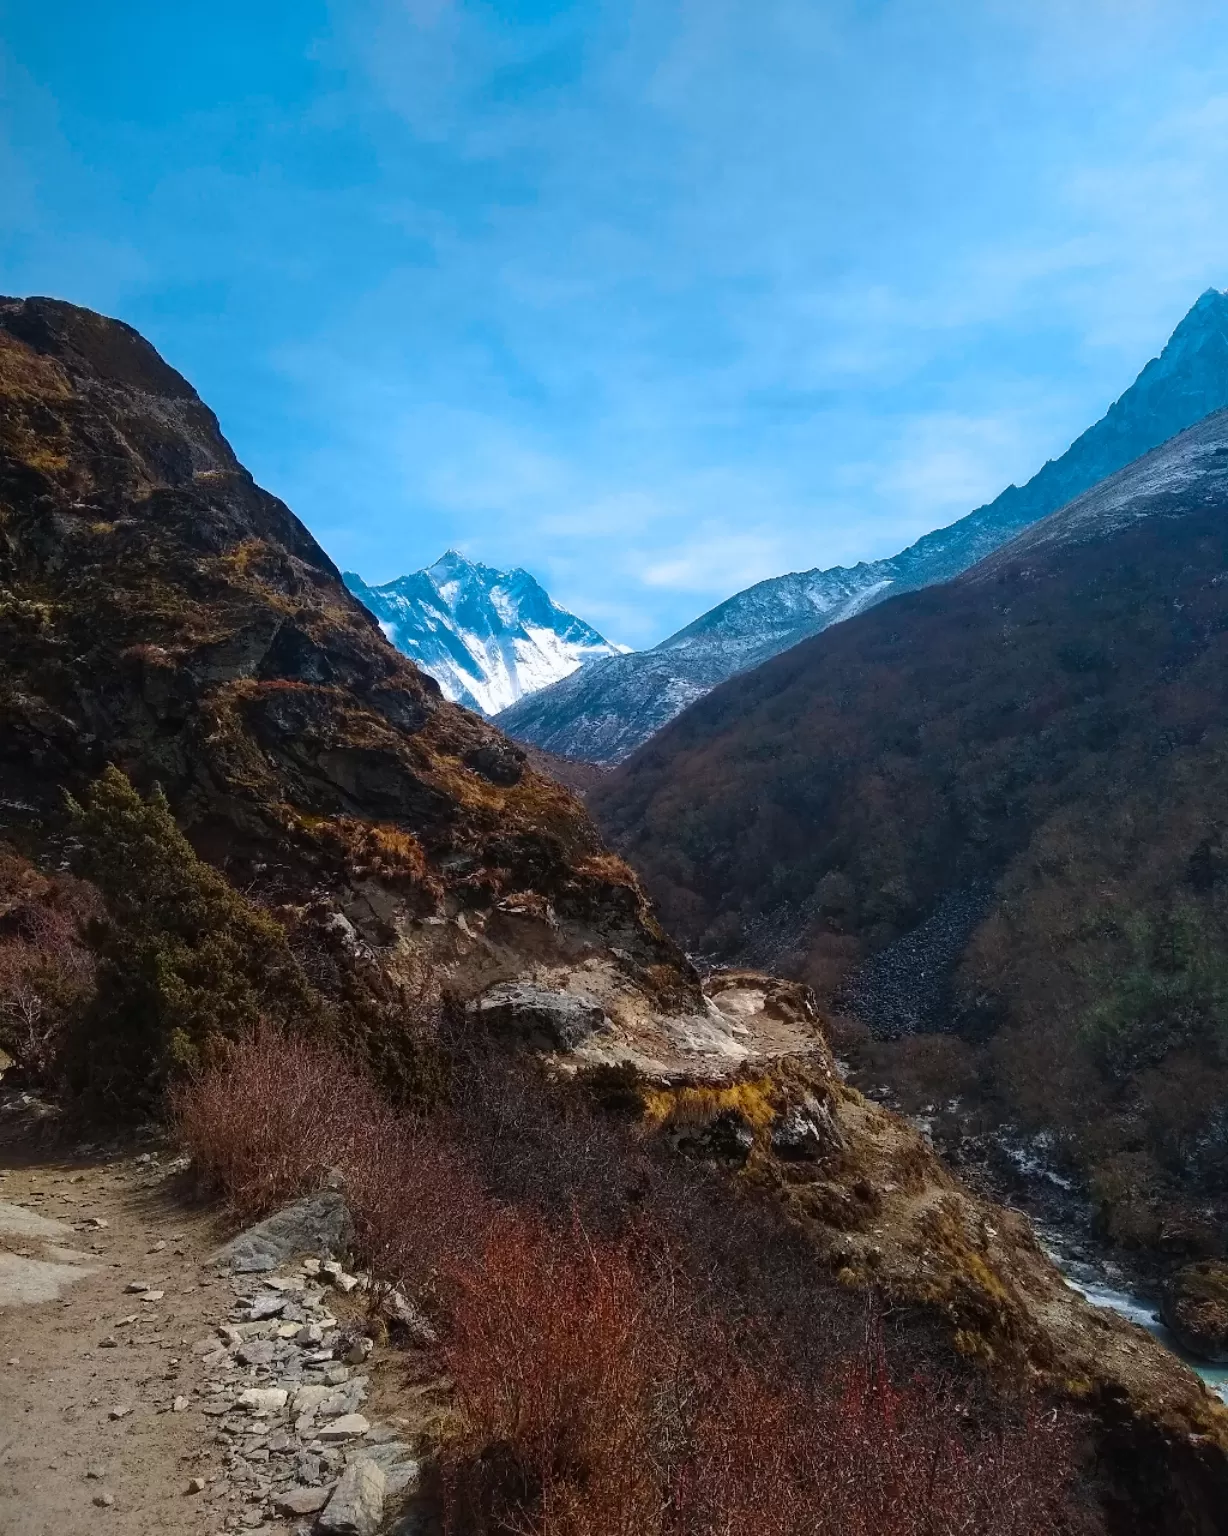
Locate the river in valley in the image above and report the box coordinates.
[1040,1228,1228,1403]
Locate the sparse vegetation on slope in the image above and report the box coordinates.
[66,765,319,1107]
[0,295,696,1056]
[591,418,1228,1269]
[174,1029,1094,1536]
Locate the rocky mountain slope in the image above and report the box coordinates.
[345,553,624,716]
[501,287,1228,763]
[0,295,696,1046]
[591,404,1228,1276]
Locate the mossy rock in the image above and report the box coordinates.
[1161,1260,1228,1363]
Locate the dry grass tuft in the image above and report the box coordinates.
[643,1077,777,1134]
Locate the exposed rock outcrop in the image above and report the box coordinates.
[1163,1262,1228,1365]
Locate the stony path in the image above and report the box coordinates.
[0,1109,436,1536]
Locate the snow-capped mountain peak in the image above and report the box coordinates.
[496,287,1228,764]
[345,554,626,716]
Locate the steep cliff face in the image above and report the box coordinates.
[0,297,696,1031]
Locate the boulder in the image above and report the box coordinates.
[468,982,610,1051]
[374,1286,438,1346]
[771,1099,847,1162]
[276,1486,332,1516]
[318,1412,371,1441]
[318,1456,386,1536]
[1161,1260,1228,1363]
[206,1191,353,1273]
[679,1110,755,1166]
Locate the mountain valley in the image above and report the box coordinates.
[4,297,1228,1532]
[590,401,1228,1314]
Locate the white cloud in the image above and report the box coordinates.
[16,0,1226,644]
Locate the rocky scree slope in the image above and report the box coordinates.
[500,286,1228,764]
[344,552,624,717]
[0,295,698,1058]
[591,405,1228,1273]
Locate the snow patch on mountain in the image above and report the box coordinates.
[345,552,627,716]
[497,288,1228,764]
[972,405,1228,576]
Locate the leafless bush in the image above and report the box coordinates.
[440,1215,1085,1536]
[0,857,99,1086]
[169,1028,383,1219]
[173,1032,1095,1536]
[441,1213,666,1536]
[345,1117,491,1300]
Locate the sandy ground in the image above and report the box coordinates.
[0,1119,252,1535]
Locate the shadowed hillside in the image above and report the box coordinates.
[501,289,1228,765]
[0,295,696,1072]
[592,408,1228,1260]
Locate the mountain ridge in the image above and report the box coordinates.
[499,287,1228,763]
[589,400,1228,1279]
[0,293,695,1034]
[345,552,625,716]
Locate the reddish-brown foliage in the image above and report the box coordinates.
[440,1212,1083,1536]
[0,848,100,1086]
[169,1028,383,1220]
[441,1215,665,1536]
[173,1034,1093,1536]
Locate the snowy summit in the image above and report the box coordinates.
[345,552,627,716]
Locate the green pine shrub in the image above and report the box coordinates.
[65,764,320,1110]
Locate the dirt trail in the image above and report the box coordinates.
[0,1110,245,1535]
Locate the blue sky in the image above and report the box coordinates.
[4,1,1228,645]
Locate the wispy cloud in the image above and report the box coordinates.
[5,0,1228,641]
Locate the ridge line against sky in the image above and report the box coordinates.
[4,0,1228,645]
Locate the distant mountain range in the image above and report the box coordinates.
[344,552,626,716]
[497,287,1228,763]
[588,399,1228,1271]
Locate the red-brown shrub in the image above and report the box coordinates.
[173,1033,1094,1536]
[345,1118,492,1300]
[439,1213,1085,1536]
[169,1028,384,1220]
[0,851,100,1086]
[441,1213,665,1536]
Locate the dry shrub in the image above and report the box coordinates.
[171,1025,489,1289]
[442,1214,665,1536]
[169,1028,382,1220]
[173,1032,1094,1536]
[440,1217,1085,1536]
[0,849,100,1086]
[345,1118,491,1300]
